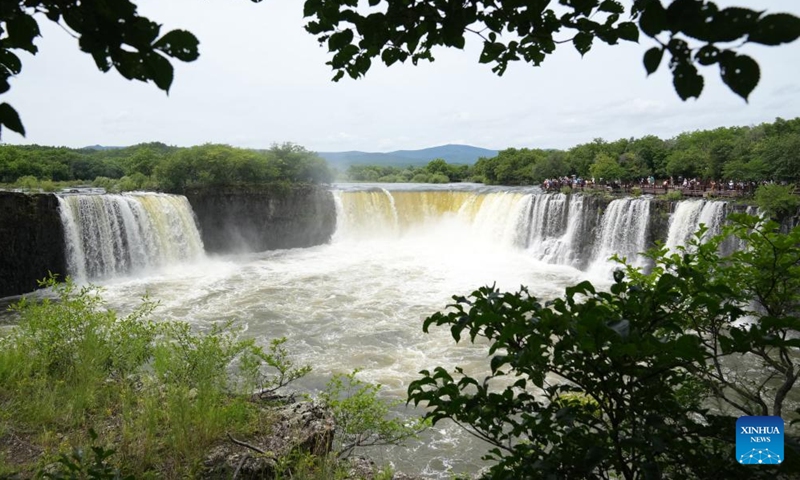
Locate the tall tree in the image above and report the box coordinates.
[304,0,799,101]
[0,0,200,137]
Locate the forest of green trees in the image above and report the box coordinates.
[346,117,800,186]
[3,117,798,191]
[0,142,333,193]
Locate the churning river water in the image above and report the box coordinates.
[78,184,620,477]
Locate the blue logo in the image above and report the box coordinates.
[736,416,784,465]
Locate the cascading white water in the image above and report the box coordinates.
[697,201,727,238]
[334,188,654,277]
[588,197,651,273]
[665,200,728,251]
[665,200,704,251]
[526,194,590,267]
[524,193,567,245]
[57,193,205,281]
[333,188,531,246]
[466,191,532,246]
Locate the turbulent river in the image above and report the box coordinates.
[10,184,747,477]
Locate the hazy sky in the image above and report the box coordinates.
[3,0,799,152]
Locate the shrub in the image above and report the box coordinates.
[428,173,450,184]
[320,370,427,458]
[664,190,683,201]
[14,175,39,190]
[410,173,430,183]
[754,183,799,220]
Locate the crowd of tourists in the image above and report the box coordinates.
[542,175,784,195]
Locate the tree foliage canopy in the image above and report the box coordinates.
[1,1,799,138]
[0,0,201,137]
[408,215,800,478]
[0,142,333,192]
[355,117,800,186]
[304,0,800,101]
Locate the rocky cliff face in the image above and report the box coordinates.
[0,192,66,298]
[646,198,672,251]
[185,184,337,254]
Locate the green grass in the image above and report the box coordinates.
[0,277,306,478]
[0,277,424,479]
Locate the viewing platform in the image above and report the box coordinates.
[564,184,755,198]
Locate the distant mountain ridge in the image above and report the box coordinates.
[81,143,498,168]
[82,144,124,151]
[318,144,498,168]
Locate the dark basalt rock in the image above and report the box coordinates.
[0,192,66,298]
[185,184,337,254]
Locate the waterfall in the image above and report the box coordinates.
[665,200,728,251]
[57,193,205,281]
[467,191,531,245]
[525,194,568,247]
[334,189,632,275]
[333,188,747,277]
[525,194,592,268]
[588,197,651,273]
[334,189,528,242]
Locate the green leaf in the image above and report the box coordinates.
[144,52,174,92]
[381,48,400,66]
[710,7,759,42]
[672,61,704,100]
[479,42,506,64]
[328,29,354,52]
[573,32,593,56]
[599,0,625,14]
[672,334,702,361]
[695,45,719,66]
[5,14,40,54]
[616,22,639,42]
[114,51,145,81]
[639,0,667,37]
[719,53,759,101]
[749,13,800,45]
[643,46,664,75]
[0,50,22,75]
[666,0,705,35]
[153,30,200,62]
[0,102,25,136]
[126,17,161,50]
[490,355,508,373]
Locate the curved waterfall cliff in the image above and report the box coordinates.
[0,185,768,297]
[333,188,734,272]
